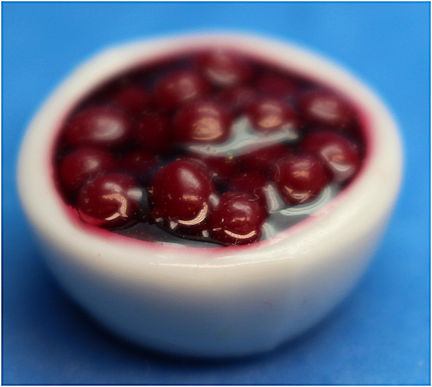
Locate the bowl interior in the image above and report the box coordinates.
[18,33,402,269]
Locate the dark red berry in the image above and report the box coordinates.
[301,130,361,183]
[154,70,210,111]
[298,89,354,129]
[112,86,150,114]
[272,153,330,205]
[247,97,298,132]
[256,74,298,98]
[59,148,117,193]
[182,152,237,185]
[229,172,269,212]
[149,160,215,227]
[173,100,232,144]
[209,192,266,246]
[239,143,289,174]
[64,107,132,149]
[121,150,159,178]
[218,85,257,113]
[134,112,170,152]
[196,49,253,88]
[77,173,141,228]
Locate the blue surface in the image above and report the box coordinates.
[2,2,430,384]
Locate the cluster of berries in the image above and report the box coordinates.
[55,49,362,246]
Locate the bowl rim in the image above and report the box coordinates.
[18,32,402,272]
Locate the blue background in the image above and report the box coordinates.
[2,2,430,385]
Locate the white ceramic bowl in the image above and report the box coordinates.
[18,33,402,358]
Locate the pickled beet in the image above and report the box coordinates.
[173,100,232,144]
[301,130,361,183]
[196,49,253,88]
[77,173,141,228]
[149,160,215,228]
[154,70,210,111]
[64,106,132,149]
[209,192,266,246]
[273,153,329,205]
[247,97,298,132]
[59,147,117,193]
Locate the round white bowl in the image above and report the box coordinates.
[18,33,402,358]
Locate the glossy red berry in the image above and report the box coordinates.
[77,173,141,228]
[149,160,215,227]
[301,130,361,183]
[229,172,269,212]
[64,106,132,149]
[256,74,298,98]
[182,152,237,185]
[298,89,354,129]
[218,85,257,113]
[247,97,298,132]
[272,153,329,205]
[134,112,171,152]
[239,143,289,174]
[121,150,159,178]
[209,192,266,246]
[154,70,210,111]
[174,100,232,144]
[112,86,150,114]
[196,49,253,88]
[59,148,117,193]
